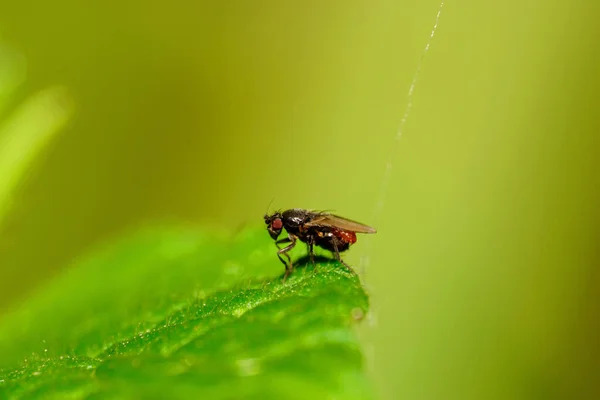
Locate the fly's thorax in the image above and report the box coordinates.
[281,208,311,230]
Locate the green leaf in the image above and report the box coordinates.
[0,226,372,399]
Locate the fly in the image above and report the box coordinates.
[264,208,376,280]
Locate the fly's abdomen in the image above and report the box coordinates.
[315,230,352,253]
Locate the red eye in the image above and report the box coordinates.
[271,218,283,230]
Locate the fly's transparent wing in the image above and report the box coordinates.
[304,213,376,234]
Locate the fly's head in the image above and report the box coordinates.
[264,212,284,240]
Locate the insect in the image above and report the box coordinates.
[264,208,376,280]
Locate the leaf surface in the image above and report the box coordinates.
[0,227,372,399]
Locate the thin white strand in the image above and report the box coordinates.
[360,0,445,276]
[373,1,445,224]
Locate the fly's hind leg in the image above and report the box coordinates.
[331,239,357,276]
[276,234,297,282]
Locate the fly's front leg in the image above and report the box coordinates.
[276,234,297,281]
[331,239,357,276]
[275,236,292,268]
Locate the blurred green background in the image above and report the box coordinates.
[1,1,599,399]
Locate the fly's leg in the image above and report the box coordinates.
[306,236,317,272]
[275,236,293,268]
[276,234,297,282]
[331,239,357,276]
